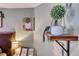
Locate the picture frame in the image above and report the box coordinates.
[19,47,34,56]
[23,17,35,31]
[19,47,28,56]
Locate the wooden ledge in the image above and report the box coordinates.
[46,32,78,41]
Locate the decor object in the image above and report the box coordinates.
[43,26,50,42]
[51,26,64,36]
[50,4,66,35]
[20,47,28,56]
[19,47,34,56]
[0,11,4,28]
[12,42,19,49]
[23,17,35,31]
[11,41,19,55]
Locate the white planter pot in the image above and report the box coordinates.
[51,26,64,36]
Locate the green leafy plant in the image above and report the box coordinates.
[51,4,66,25]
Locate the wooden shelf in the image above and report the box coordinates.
[46,32,78,56]
[46,32,78,41]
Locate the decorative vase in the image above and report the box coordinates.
[51,26,64,36]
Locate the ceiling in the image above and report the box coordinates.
[0,3,41,8]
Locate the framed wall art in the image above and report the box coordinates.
[19,47,34,56]
[19,47,28,56]
[23,17,35,31]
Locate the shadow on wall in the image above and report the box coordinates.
[66,7,75,22]
[19,33,33,48]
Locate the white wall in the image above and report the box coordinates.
[0,8,34,47]
[34,3,79,56]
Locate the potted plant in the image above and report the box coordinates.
[50,4,66,35]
